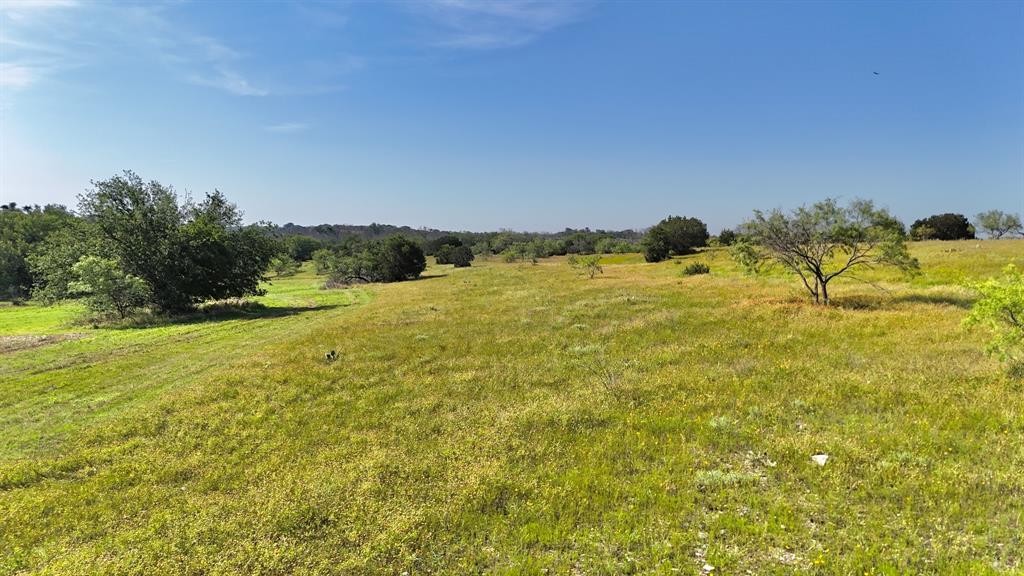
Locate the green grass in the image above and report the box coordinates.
[1,240,1022,574]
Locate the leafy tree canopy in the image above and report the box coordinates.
[910,213,975,241]
[740,198,917,304]
[642,216,709,262]
[975,210,1022,239]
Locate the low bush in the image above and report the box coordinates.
[682,262,710,276]
[568,254,603,278]
[964,264,1023,377]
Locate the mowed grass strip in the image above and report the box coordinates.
[1,241,1022,575]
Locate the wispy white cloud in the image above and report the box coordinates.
[188,69,269,96]
[418,0,586,49]
[1,1,363,100]
[0,0,78,22]
[0,62,41,89]
[0,1,79,95]
[263,122,309,134]
[1,1,269,97]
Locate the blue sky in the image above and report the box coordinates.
[1,0,1021,232]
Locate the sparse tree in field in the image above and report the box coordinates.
[568,254,603,278]
[740,198,917,305]
[269,254,300,277]
[910,213,975,241]
[68,256,149,318]
[642,216,709,262]
[964,265,1024,376]
[975,210,1022,239]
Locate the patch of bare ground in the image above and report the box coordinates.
[0,334,87,354]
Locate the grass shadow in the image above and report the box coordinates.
[891,292,975,309]
[830,290,976,311]
[100,301,342,330]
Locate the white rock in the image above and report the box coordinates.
[811,453,829,466]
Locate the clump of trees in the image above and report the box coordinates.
[737,198,917,304]
[717,229,737,246]
[20,171,277,316]
[964,265,1024,377]
[314,236,426,284]
[642,216,709,262]
[501,242,542,264]
[975,210,1022,239]
[75,172,278,312]
[910,213,975,241]
[436,244,474,267]
[426,235,464,256]
[283,235,324,261]
[0,203,77,301]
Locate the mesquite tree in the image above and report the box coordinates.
[740,199,918,304]
[975,210,1022,239]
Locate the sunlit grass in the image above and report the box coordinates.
[1,240,1021,574]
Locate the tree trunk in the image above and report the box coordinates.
[820,279,830,305]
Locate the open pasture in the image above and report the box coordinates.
[1,240,1022,574]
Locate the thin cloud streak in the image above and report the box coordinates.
[263,122,309,133]
[419,0,587,50]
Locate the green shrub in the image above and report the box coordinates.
[682,262,710,276]
[311,248,335,275]
[68,256,149,319]
[568,254,603,278]
[964,264,1023,376]
[269,254,300,277]
[729,240,763,275]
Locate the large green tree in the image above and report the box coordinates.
[910,213,975,241]
[78,171,276,312]
[642,216,709,262]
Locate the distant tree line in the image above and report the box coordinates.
[2,171,1020,315]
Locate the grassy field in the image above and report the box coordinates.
[1,240,1022,575]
